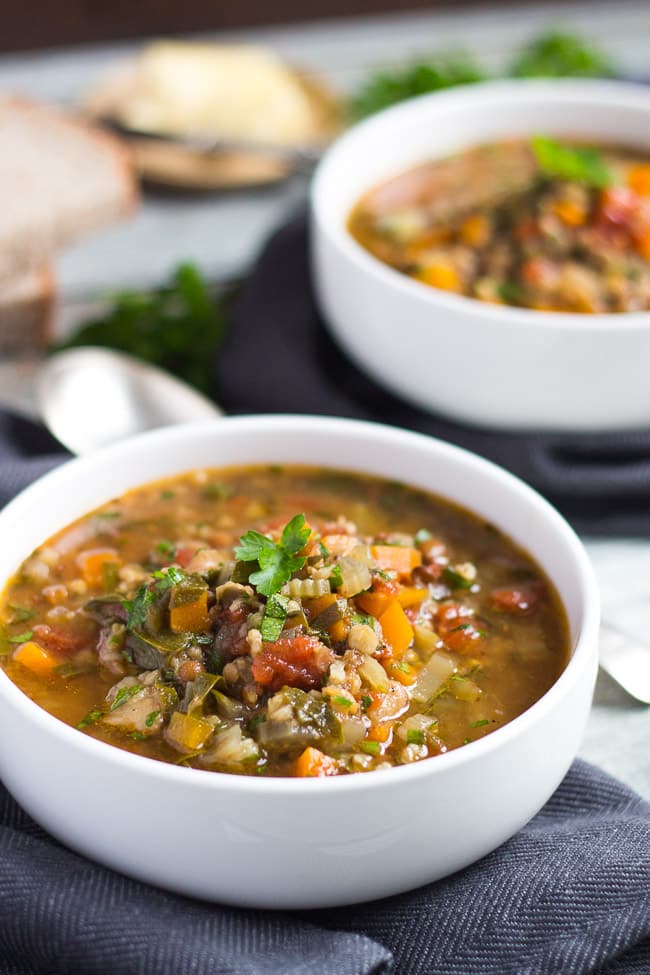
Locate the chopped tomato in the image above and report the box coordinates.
[252,635,334,692]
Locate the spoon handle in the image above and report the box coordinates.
[599,620,650,704]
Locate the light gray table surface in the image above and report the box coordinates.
[0,0,647,796]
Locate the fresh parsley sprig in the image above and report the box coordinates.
[235,514,310,597]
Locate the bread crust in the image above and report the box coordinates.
[0,96,138,285]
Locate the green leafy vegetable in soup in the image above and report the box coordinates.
[0,466,569,777]
[349,137,650,313]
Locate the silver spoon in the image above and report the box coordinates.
[0,346,220,455]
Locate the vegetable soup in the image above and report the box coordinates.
[0,466,569,777]
[349,137,650,312]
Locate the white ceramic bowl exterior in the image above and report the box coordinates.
[311,80,650,431]
[0,416,599,907]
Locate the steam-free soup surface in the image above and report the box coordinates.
[349,137,650,312]
[0,466,569,777]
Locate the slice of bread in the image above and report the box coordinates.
[0,97,137,285]
[0,266,56,355]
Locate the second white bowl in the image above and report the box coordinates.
[311,79,650,431]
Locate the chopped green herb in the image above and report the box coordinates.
[203,483,231,501]
[497,281,525,305]
[332,695,353,708]
[102,560,120,593]
[394,661,411,673]
[130,731,146,741]
[329,565,344,590]
[8,631,33,644]
[54,660,97,679]
[77,708,104,730]
[260,593,290,642]
[361,740,381,755]
[351,612,373,627]
[406,729,425,745]
[96,511,121,520]
[8,605,36,624]
[249,714,266,732]
[451,623,472,632]
[235,514,310,597]
[145,710,161,728]
[256,763,269,774]
[361,695,373,711]
[155,540,176,559]
[414,529,432,546]
[318,540,330,559]
[531,136,613,188]
[110,684,143,711]
[443,566,474,590]
[125,567,187,629]
[160,490,175,500]
[470,718,490,728]
[462,737,471,745]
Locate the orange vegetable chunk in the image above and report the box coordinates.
[13,641,58,676]
[371,545,422,579]
[295,746,339,777]
[77,548,122,589]
[378,599,414,655]
[397,586,428,608]
[169,590,210,633]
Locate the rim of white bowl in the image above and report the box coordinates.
[312,77,650,331]
[0,415,600,795]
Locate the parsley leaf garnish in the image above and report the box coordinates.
[234,514,310,597]
[531,136,613,188]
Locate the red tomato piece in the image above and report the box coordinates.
[252,635,334,692]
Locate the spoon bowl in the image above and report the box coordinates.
[36,347,221,455]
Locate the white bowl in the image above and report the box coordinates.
[0,416,599,908]
[311,79,650,431]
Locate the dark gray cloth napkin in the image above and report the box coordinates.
[217,212,650,537]
[0,755,648,975]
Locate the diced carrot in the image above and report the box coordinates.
[627,163,650,196]
[387,660,417,686]
[76,548,122,589]
[295,746,339,777]
[13,640,58,676]
[329,617,350,643]
[418,263,461,292]
[356,590,393,618]
[397,586,428,608]
[460,214,491,247]
[378,599,414,655]
[636,225,650,261]
[367,722,394,744]
[169,590,210,633]
[552,199,587,226]
[371,545,422,579]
